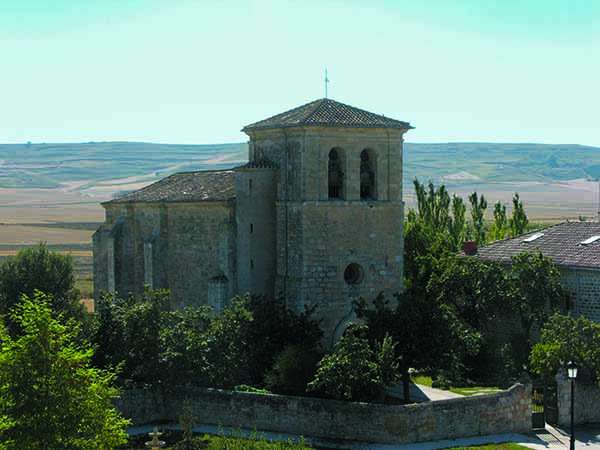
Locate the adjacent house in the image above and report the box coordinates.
[476,221,600,321]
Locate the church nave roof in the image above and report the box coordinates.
[105,169,236,204]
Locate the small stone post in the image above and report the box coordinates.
[145,426,165,450]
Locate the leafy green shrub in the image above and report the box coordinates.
[0,243,83,332]
[92,292,323,391]
[530,313,600,383]
[93,288,214,387]
[201,295,322,389]
[265,345,321,395]
[125,431,313,450]
[431,373,452,390]
[0,292,129,449]
[243,296,322,386]
[204,434,311,450]
[307,325,398,402]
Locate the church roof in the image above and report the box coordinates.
[104,169,236,205]
[477,221,600,270]
[242,98,412,132]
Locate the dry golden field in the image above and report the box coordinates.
[1,177,598,299]
[0,187,105,298]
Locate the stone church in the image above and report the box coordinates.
[93,98,412,342]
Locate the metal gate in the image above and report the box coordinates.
[543,383,558,426]
[532,382,558,429]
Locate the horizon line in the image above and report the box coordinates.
[1,140,599,148]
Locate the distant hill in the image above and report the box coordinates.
[405,142,600,185]
[0,142,247,190]
[1,141,600,191]
[2,141,600,220]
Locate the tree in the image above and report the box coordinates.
[468,191,488,244]
[0,244,82,329]
[507,252,567,365]
[93,289,211,387]
[0,292,129,449]
[509,193,529,237]
[307,325,398,402]
[204,295,322,389]
[404,180,458,290]
[413,179,451,233]
[264,345,322,395]
[448,195,468,251]
[243,296,322,386]
[92,291,323,390]
[490,201,508,241]
[159,305,212,386]
[202,296,255,388]
[428,255,515,381]
[354,291,480,400]
[427,251,567,380]
[530,313,600,383]
[429,255,509,333]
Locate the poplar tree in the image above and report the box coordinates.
[468,191,488,245]
[491,201,508,241]
[448,195,467,251]
[509,193,529,237]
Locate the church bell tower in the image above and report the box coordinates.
[241,98,413,343]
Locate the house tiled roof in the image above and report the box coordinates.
[242,98,413,132]
[477,221,600,270]
[104,169,236,204]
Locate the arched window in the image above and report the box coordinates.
[328,148,344,199]
[208,274,228,313]
[360,149,376,200]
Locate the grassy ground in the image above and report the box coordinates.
[446,445,530,450]
[123,433,530,450]
[411,375,502,396]
[123,432,313,450]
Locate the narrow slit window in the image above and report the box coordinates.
[328,148,343,199]
[360,149,376,200]
[250,259,254,269]
[250,223,254,234]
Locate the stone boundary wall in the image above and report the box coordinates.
[117,384,530,445]
[557,372,600,426]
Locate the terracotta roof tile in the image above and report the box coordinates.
[242,98,412,132]
[105,169,236,204]
[477,221,600,270]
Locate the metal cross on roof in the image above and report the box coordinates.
[324,68,330,99]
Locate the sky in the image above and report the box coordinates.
[1,0,599,146]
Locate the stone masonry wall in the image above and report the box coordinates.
[235,167,277,298]
[265,127,406,344]
[116,384,531,445]
[561,267,600,322]
[556,371,600,426]
[94,202,236,308]
[278,201,404,343]
[164,203,236,308]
